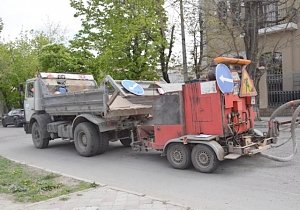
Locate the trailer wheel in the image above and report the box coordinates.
[120,138,131,147]
[167,143,191,169]
[31,122,49,149]
[191,144,219,173]
[74,122,100,157]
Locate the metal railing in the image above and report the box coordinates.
[268,90,300,107]
[267,73,300,107]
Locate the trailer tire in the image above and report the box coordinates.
[31,122,49,149]
[74,122,100,157]
[120,138,131,147]
[191,144,219,173]
[167,143,191,169]
[96,131,109,155]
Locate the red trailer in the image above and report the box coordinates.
[133,57,274,173]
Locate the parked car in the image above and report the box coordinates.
[2,109,25,127]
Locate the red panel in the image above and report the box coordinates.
[153,125,182,150]
[183,82,224,135]
[224,95,256,134]
[183,82,256,136]
[225,95,234,108]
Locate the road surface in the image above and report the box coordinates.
[0,123,299,210]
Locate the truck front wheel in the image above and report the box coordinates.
[32,122,49,149]
[167,143,191,169]
[191,144,219,173]
[74,122,100,157]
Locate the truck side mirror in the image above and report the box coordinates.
[18,84,24,95]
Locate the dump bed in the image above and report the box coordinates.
[37,74,182,118]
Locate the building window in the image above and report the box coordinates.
[264,1,279,24]
[260,1,295,28]
[217,0,228,21]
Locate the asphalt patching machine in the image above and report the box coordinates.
[24,57,298,173]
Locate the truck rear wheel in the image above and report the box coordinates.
[32,122,49,149]
[74,122,100,157]
[96,131,109,155]
[191,144,219,173]
[167,143,191,169]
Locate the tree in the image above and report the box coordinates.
[0,29,71,110]
[0,36,39,109]
[70,0,172,81]
[0,18,3,34]
[225,1,298,77]
[185,0,206,79]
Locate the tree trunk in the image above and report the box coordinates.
[180,0,188,82]
[243,1,260,82]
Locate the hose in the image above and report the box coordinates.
[260,100,300,162]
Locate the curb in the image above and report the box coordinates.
[24,187,98,208]
[3,157,190,209]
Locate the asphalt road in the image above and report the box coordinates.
[0,123,299,210]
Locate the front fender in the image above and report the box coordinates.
[29,113,52,139]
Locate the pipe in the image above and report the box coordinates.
[261,100,300,162]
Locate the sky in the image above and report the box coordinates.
[0,0,190,65]
[0,0,82,41]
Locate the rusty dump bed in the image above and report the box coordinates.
[40,75,183,118]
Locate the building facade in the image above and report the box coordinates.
[204,0,300,109]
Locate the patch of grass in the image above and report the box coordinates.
[90,182,98,188]
[0,156,93,203]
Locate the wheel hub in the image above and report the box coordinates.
[173,150,183,163]
[34,130,40,141]
[198,152,210,166]
[81,133,88,146]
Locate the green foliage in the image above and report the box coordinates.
[0,31,54,109]
[38,43,97,75]
[70,0,167,80]
[0,18,3,34]
[0,156,92,203]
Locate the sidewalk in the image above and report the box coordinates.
[2,186,190,210]
[254,118,269,128]
[0,157,191,210]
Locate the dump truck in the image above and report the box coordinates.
[24,57,297,173]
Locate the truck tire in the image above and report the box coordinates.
[167,143,191,169]
[191,144,219,173]
[120,138,131,147]
[31,122,49,149]
[74,122,100,157]
[96,131,109,155]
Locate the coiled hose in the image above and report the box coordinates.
[261,100,300,162]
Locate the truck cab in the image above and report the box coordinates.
[24,73,98,133]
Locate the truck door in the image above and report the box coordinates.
[24,80,35,122]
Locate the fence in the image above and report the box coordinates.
[267,73,300,107]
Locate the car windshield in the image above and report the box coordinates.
[8,109,24,115]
